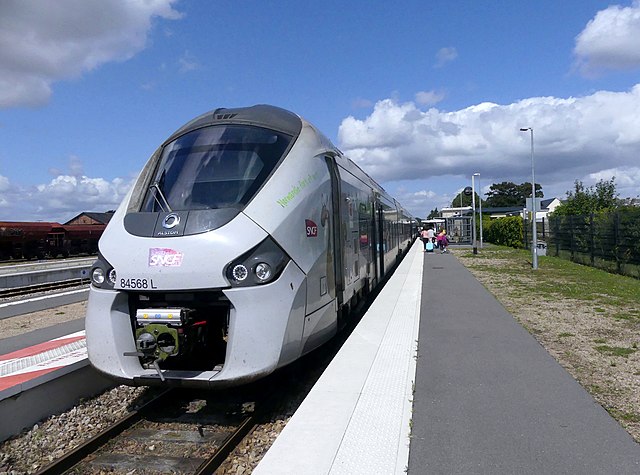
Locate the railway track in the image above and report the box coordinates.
[0,279,89,299]
[35,388,259,475]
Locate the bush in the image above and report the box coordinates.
[485,216,523,248]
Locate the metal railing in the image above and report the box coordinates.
[523,213,640,278]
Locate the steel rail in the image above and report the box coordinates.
[194,415,258,474]
[34,389,174,475]
[0,279,88,298]
[34,388,259,475]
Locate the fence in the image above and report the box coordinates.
[523,212,640,278]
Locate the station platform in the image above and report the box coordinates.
[0,330,87,396]
[255,241,640,474]
[0,322,113,442]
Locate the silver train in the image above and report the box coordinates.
[86,105,415,388]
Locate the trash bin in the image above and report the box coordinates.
[536,241,547,256]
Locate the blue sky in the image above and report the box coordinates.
[1,0,640,221]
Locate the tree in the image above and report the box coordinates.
[553,178,619,216]
[426,207,440,219]
[485,181,543,207]
[450,191,483,208]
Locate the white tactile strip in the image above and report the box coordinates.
[329,245,422,474]
[0,339,87,377]
[254,240,423,475]
[0,331,88,397]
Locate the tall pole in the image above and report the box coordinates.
[478,173,483,248]
[520,127,538,270]
[472,174,477,255]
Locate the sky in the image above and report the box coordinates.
[1,0,640,222]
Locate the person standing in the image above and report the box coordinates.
[420,227,429,251]
[426,226,435,246]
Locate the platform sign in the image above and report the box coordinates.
[525,197,542,211]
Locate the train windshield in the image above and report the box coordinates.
[141,125,292,212]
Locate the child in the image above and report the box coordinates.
[437,229,449,253]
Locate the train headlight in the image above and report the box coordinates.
[90,253,116,290]
[232,264,249,281]
[91,268,105,285]
[225,237,290,287]
[255,263,272,282]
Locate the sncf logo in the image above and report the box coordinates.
[305,219,318,237]
[149,248,184,267]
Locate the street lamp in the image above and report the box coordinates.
[520,127,538,270]
[477,173,483,248]
[472,173,479,255]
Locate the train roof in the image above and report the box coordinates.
[164,104,304,144]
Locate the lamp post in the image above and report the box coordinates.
[520,127,538,270]
[477,173,483,248]
[472,173,479,255]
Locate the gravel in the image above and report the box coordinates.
[0,300,87,339]
[0,385,148,474]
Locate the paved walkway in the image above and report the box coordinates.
[408,250,640,474]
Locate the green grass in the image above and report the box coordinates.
[460,246,640,312]
[558,332,574,338]
[594,345,636,358]
[606,408,640,423]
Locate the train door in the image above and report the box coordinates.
[325,156,344,312]
[370,193,382,286]
[377,201,385,277]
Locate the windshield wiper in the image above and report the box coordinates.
[149,181,172,212]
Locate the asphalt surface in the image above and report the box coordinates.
[408,250,640,474]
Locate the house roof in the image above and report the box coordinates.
[540,198,559,208]
[64,211,114,225]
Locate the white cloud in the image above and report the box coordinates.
[574,0,640,75]
[434,47,457,68]
[0,175,9,192]
[0,0,182,108]
[351,98,374,109]
[415,90,445,106]
[338,84,640,211]
[588,167,640,196]
[0,171,134,221]
[178,51,200,73]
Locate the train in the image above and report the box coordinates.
[0,221,107,260]
[86,104,416,389]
